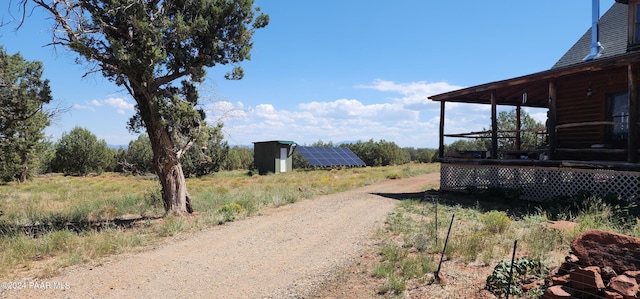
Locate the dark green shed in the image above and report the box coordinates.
[253,141,295,175]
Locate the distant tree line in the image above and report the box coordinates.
[292,139,437,169]
[3,121,437,181]
[7,130,437,182]
[0,123,247,182]
[42,124,246,178]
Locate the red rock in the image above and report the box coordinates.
[565,254,579,263]
[558,261,578,276]
[547,220,579,231]
[522,279,544,292]
[542,285,575,299]
[435,271,446,283]
[608,275,639,298]
[550,274,571,285]
[570,266,605,290]
[623,270,640,283]
[570,230,640,274]
[604,290,624,299]
[548,266,560,277]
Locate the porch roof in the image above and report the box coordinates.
[428,52,640,108]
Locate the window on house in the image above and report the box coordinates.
[607,92,629,144]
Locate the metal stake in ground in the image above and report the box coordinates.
[435,214,454,282]
[506,240,518,299]
[434,194,438,246]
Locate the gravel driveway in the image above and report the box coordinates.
[2,173,438,299]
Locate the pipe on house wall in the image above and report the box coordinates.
[584,0,604,61]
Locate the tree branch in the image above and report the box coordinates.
[32,0,112,68]
[175,119,201,160]
[152,68,194,91]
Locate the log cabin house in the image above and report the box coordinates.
[429,1,640,200]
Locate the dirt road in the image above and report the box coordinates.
[2,173,438,299]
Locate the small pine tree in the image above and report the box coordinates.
[52,127,114,176]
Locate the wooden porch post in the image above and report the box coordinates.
[548,80,557,160]
[491,90,498,159]
[439,100,445,159]
[516,105,522,151]
[629,63,638,163]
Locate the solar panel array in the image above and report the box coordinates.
[295,146,366,167]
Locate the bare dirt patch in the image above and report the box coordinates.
[2,173,440,299]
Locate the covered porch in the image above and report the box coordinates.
[429,53,640,200]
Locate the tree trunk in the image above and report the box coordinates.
[147,122,193,216]
[157,160,193,215]
[19,165,27,183]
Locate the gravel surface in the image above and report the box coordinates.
[2,173,437,299]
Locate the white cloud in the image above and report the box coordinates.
[72,103,95,111]
[525,108,548,124]
[205,80,449,147]
[103,97,135,114]
[357,79,461,96]
[356,79,464,111]
[83,97,135,115]
[69,79,550,148]
[205,101,248,122]
[298,99,414,121]
[199,79,546,148]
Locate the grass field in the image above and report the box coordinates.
[4,162,638,298]
[368,188,640,297]
[0,163,439,279]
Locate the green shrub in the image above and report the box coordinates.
[523,225,568,260]
[217,203,244,222]
[449,230,492,264]
[412,233,430,252]
[400,255,435,278]
[380,243,404,263]
[154,216,186,237]
[479,210,511,233]
[51,127,115,176]
[372,263,394,278]
[386,172,402,179]
[378,275,406,295]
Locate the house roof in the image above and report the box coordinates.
[552,2,628,69]
[253,140,296,145]
[429,2,638,107]
[429,52,640,107]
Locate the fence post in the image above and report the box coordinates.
[506,240,518,299]
[435,214,454,281]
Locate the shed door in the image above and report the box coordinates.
[280,148,287,172]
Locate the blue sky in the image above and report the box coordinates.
[0,0,615,148]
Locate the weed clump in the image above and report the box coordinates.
[479,210,511,233]
[217,203,244,222]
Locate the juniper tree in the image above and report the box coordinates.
[0,47,52,182]
[52,127,114,176]
[18,0,268,214]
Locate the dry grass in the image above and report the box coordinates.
[0,163,438,279]
[345,189,640,298]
